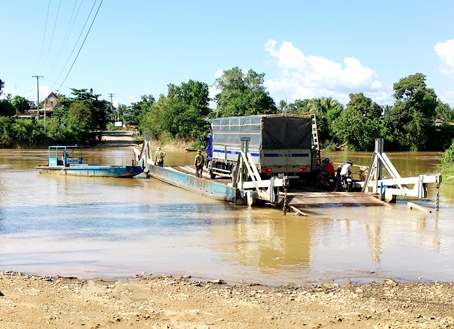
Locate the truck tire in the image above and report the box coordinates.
[208,161,216,179]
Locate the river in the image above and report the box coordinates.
[0,147,453,286]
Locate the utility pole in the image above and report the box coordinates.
[32,75,43,120]
[107,92,115,120]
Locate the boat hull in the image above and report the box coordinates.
[36,165,143,178]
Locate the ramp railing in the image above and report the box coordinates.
[359,139,442,206]
[230,148,287,206]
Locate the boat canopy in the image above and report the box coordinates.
[47,146,83,167]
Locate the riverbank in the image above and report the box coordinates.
[0,272,453,329]
[95,130,193,151]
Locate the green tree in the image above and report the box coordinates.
[435,100,454,124]
[0,99,16,117]
[59,88,112,131]
[0,117,50,148]
[285,99,310,114]
[66,101,95,130]
[286,97,343,148]
[10,119,47,147]
[213,67,277,117]
[140,94,169,140]
[332,93,386,151]
[386,73,438,151]
[116,104,128,123]
[0,78,4,95]
[11,96,30,114]
[167,80,211,139]
[130,94,155,127]
[439,140,454,184]
[139,81,210,142]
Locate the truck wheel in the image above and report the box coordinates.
[208,161,216,179]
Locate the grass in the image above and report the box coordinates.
[439,140,454,185]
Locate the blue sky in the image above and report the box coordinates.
[2,0,454,108]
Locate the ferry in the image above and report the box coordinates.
[36,145,143,178]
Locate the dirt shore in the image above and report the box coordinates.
[94,131,141,148]
[0,271,453,329]
[95,131,191,150]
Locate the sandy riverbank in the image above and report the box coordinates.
[95,131,192,150]
[1,271,453,329]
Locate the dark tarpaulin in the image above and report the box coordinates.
[261,115,313,149]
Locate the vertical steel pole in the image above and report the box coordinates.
[436,174,441,211]
[32,75,43,120]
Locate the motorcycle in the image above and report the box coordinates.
[325,174,336,190]
[340,174,353,192]
[318,174,336,190]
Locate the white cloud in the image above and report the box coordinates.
[1,84,16,98]
[443,90,454,104]
[434,39,454,78]
[214,69,224,79]
[264,40,389,105]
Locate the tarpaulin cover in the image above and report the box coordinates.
[211,114,313,150]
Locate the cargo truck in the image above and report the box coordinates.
[205,114,319,181]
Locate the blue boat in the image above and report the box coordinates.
[36,146,143,178]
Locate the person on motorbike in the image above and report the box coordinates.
[320,158,335,185]
[334,160,353,191]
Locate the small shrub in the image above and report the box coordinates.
[439,140,454,184]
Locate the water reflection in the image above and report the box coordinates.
[0,148,453,284]
[211,208,312,269]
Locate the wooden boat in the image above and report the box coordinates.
[36,146,143,178]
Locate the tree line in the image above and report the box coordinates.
[1,69,454,153]
[0,84,111,147]
[133,69,454,153]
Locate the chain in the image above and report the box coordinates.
[282,180,288,215]
[436,182,440,212]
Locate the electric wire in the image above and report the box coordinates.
[36,0,51,74]
[49,0,83,76]
[57,0,103,92]
[42,0,62,73]
[52,0,98,90]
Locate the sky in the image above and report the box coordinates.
[2,0,454,108]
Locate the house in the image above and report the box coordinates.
[43,92,64,110]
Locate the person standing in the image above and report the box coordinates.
[194,150,205,178]
[154,147,166,167]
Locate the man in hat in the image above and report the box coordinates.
[194,150,205,178]
[154,147,166,167]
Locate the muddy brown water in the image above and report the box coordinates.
[0,148,453,286]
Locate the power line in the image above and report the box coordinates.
[42,0,62,72]
[51,0,96,89]
[37,0,51,73]
[49,0,84,76]
[56,0,103,91]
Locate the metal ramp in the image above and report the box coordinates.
[229,149,288,206]
[285,190,386,208]
[359,139,442,207]
[133,132,288,207]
